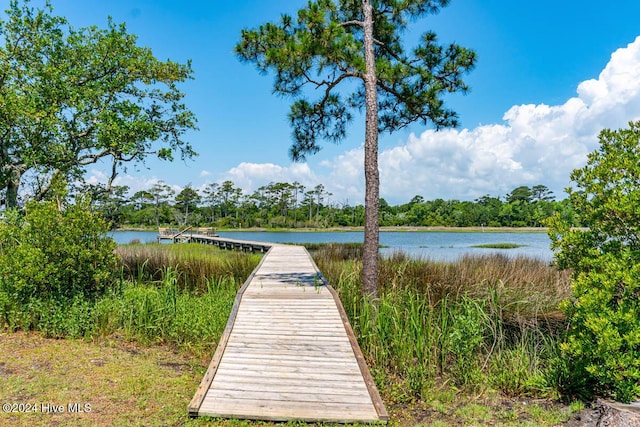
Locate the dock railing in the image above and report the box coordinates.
[158,226,217,242]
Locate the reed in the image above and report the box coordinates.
[1,243,261,357]
[93,271,239,355]
[312,244,570,318]
[100,243,263,354]
[310,244,571,401]
[116,243,261,292]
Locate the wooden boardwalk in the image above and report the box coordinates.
[188,242,388,423]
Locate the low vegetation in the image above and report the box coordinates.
[310,244,572,406]
[116,243,259,292]
[471,242,525,249]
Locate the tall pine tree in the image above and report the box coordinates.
[236,0,475,297]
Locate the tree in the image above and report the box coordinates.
[174,184,201,224]
[506,186,532,204]
[531,184,554,202]
[217,180,242,221]
[149,181,175,227]
[547,121,640,402]
[236,0,475,297]
[0,1,197,208]
[203,182,221,222]
[131,190,154,210]
[93,185,130,227]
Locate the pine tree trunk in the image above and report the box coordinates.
[362,0,379,299]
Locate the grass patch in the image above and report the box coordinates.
[0,331,203,427]
[116,243,261,292]
[472,243,525,249]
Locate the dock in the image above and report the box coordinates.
[157,227,218,243]
[187,239,388,423]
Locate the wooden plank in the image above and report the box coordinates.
[215,355,360,369]
[211,381,369,396]
[226,334,348,344]
[222,342,354,353]
[218,361,362,375]
[235,312,341,318]
[229,328,347,337]
[220,346,355,359]
[213,369,364,384]
[230,322,344,330]
[199,397,378,423]
[220,350,357,364]
[206,389,373,405]
[211,374,370,391]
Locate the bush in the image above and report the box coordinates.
[548,120,640,402]
[0,201,118,304]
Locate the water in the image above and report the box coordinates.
[110,229,554,262]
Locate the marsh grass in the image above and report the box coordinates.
[472,243,524,249]
[116,243,261,292]
[95,244,262,354]
[310,243,571,402]
[93,272,239,355]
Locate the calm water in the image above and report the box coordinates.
[110,230,554,262]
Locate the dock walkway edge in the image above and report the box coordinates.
[186,237,388,423]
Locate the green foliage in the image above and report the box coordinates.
[0,0,197,207]
[0,201,118,304]
[472,243,524,249]
[93,272,239,354]
[547,120,640,402]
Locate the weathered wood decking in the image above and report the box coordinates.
[187,241,388,423]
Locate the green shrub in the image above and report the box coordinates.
[557,250,640,402]
[0,201,118,303]
[548,121,640,402]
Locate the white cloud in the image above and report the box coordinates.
[321,35,640,203]
[221,162,319,195]
[199,170,212,177]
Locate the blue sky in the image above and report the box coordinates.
[5,1,640,205]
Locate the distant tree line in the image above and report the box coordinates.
[80,181,580,230]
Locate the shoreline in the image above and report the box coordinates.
[115,225,552,233]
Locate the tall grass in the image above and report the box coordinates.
[98,244,261,354]
[93,270,240,355]
[310,243,571,402]
[116,243,261,292]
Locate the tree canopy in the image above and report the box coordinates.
[236,0,475,296]
[0,0,197,208]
